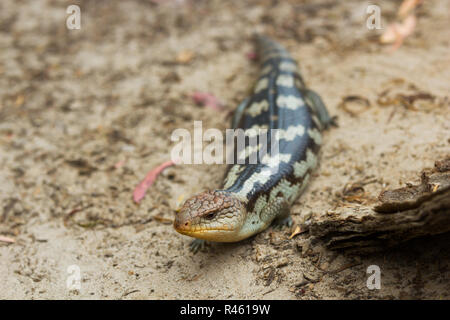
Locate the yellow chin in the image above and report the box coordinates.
[175,227,244,242]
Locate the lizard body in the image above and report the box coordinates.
[174,35,333,247]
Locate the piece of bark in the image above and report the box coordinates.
[309,157,450,253]
[375,171,450,213]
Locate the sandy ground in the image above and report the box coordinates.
[0,0,449,299]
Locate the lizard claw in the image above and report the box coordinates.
[272,216,293,230]
[326,115,339,129]
[189,239,207,254]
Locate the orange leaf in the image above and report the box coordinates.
[289,225,305,239]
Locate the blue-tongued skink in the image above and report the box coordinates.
[174,35,334,251]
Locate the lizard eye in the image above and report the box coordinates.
[204,211,217,220]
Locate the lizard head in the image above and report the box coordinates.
[173,190,247,242]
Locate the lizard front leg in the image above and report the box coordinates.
[260,197,292,230]
[190,239,207,253]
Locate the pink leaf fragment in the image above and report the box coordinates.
[246,51,258,60]
[0,235,15,243]
[398,0,423,18]
[133,160,176,203]
[380,14,417,52]
[191,92,223,111]
[114,160,125,169]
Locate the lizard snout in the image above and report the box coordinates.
[173,213,191,232]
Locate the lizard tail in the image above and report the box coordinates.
[253,34,290,62]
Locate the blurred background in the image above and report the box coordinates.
[0,0,448,299]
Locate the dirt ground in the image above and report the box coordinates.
[0,0,449,299]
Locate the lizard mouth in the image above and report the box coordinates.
[175,225,234,234]
[174,222,235,239]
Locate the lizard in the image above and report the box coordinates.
[173,35,334,252]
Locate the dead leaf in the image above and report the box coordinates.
[176,50,195,64]
[175,193,186,212]
[114,160,125,169]
[0,235,15,243]
[246,51,258,60]
[398,0,423,18]
[14,95,25,107]
[380,14,417,52]
[289,225,305,239]
[191,92,223,111]
[337,95,371,116]
[153,215,173,224]
[133,160,176,203]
